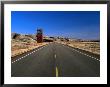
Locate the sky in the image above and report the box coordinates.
[11,11,100,40]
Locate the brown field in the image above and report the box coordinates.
[12,38,100,58]
[11,39,48,58]
[56,41,100,55]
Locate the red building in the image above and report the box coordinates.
[36,29,43,43]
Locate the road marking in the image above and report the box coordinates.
[65,45,100,62]
[56,67,58,77]
[86,54,89,57]
[96,58,99,60]
[39,47,42,50]
[12,45,48,63]
[71,48,100,61]
[91,57,94,59]
[89,55,92,57]
[94,57,96,59]
[81,52,84,55]
[84,54,87,56]
[54,54,56,59]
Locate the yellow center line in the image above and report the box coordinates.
[54,54,56,59]
[56,66,58,77]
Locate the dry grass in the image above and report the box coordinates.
[12,39,100,58]
[11,39,48,58]
[56,41,100,55]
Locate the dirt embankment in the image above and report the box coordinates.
[56,41,100,55]
[11,39,48,58]
[11,33,49,58]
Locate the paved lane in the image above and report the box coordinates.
[11,43,56,77]
[55,43,100,77]
[11,42,100,77]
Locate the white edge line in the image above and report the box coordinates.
[72,48,100,62]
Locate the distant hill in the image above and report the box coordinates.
[11,33,36,42]
[11,33,54,42]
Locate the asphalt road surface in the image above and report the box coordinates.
[11,42,100,77]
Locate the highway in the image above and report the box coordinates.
[11,42,100,77]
